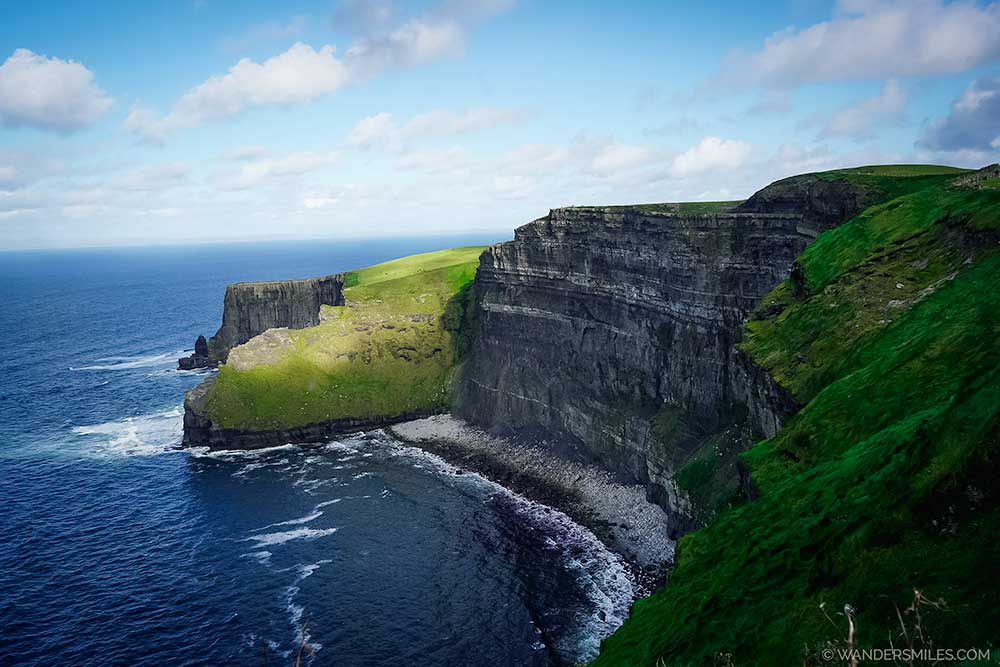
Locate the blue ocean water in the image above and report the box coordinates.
[0,237,635,667]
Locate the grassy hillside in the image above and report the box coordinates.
[202,247,485,431]
[594,169,1000,665]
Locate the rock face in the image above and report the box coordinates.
[178,335,213,370]
[183,378,438,449]
[455,179,871,532]
[177,274,345,369]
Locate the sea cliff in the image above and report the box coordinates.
[177,164,1000,666]
[454,173,881,531]
[178,273,345,369]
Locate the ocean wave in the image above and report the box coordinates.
[71,406,184,457]
[70,349,189,371]
[379,433,635,662]
[191,444,299,460]
[252,510,323,532]
[243,527,338,549]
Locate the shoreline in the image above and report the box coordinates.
[386,414,675,595]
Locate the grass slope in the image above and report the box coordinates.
[594,170,1000,666]
[202,247,485,430]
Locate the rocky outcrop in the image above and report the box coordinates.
[951,163,1000,189]
[735,172,883,237]
[178,274,345,369]
[178,335,213,370]
[455,177,872,531]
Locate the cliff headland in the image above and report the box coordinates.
[178,164,1000,666]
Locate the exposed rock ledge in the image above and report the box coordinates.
[389,414,674,580]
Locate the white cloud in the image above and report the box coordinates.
[0,164,17,188]
[347,107,526,149]
[0,49,113,131]
[342,17,464,79]
[670,136,753,176]
[128,1,514,143]
[723,0,1000,87]
[823,79,907,138]
[219,15,308,52]
[221,144,269,161]
[395,146,470,174]
[588,143,655,174]
[126,43,351,143]
[218,151,338,190]
[119,162,190,191]
[920,76,1000,153]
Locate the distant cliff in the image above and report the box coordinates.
[178,274,345,369]
[454,174,889,532]
[181,248,484,448]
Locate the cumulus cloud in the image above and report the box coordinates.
[919,76,1000,152]
[128,2,513,143]
[722,0,1000,87]
[347,107,526,149]
[341,16,464,79]
[670,136,753,176]
[125,43,351,143]
[0,49,113,131]
[823,79,907,138]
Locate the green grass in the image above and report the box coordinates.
[202,247,486,430]
[594,173,1000,666]
[821,164,971,177]
[591,201,743,215]
[981,177,1000,190]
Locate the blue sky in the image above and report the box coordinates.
[1,0,999,249]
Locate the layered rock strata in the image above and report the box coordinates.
[455,179,870,531]
[178,274,345,369]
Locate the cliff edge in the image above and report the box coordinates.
[178,273,345,369]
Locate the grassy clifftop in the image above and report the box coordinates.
[594,168,1000,665]
[201,247,485,431]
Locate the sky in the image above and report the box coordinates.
[1,0,999,250]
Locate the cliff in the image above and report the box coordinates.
[594,165,1000,666]
[454,188,863,531]
[182,248,484,448]
[453,168,978,532]
[178,273,345,369]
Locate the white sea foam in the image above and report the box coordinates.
[378,431,637,662]
[192,443,298,460]
[252,510,323,532]
[282,560,332,658]
[71,406,183,457]
[243,527,338,548]
[70,349,189,371]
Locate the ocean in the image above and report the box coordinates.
[0,237,635,667]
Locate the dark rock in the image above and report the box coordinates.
[455,175,872,528]
[178,335,214,370]
[177,273,346,370]
[207,273,346,362]
[194,334,208,358]
[182,378,440,449]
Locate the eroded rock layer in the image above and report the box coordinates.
[179,274,345,368]
[455,185,866,531]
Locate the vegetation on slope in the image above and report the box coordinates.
[202,247,485,431]
[594,169,1000,666]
